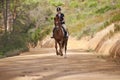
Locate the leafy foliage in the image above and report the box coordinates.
[0,0,53,56]
[69,1,79,8]
[96,5,116,14]
[110,13,120,23]
[49,0,64,7]
[114,23,120,32]
[0,33,28,55]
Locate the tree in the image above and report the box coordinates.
[0,0,11,33]
[1,0,7,33]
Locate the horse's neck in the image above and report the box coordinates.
[54,17,62,28]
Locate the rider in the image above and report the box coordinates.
[51,7,68,38]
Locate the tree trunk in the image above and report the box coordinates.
[7,0,11,32]
[12,0,17,32]
[1,0,11,33]
[1,0,7,33]
[0,0,3,27]
[5,0,8,33]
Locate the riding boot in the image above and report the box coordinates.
[51,27,55,38]
[62,27,68,38]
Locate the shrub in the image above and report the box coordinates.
[96,5,116,14]
[49,0,64,7]
[0,52,3,56]
[0,33,28,55]
[110,13,120,23]
[28,27,51,47]
[88,1,97,8]
[97,12,120,31]
[69,1,79,8]
[116,3,120,8]
[114,23,120,32]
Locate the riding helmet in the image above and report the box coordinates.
[56,7,61,12]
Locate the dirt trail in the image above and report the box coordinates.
[0,37,120,80]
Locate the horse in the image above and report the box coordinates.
[53,15,68,58]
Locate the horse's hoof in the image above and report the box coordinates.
[56,53,59,55]
[56,52,60,56]
[60,54,63,56]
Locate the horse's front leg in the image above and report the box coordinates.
[59,41,63,56]
[55,41,59,55]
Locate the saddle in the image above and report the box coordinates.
[53,26,68,38]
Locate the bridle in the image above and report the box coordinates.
[54,16,62,28]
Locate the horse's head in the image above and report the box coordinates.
[54,15,61,27]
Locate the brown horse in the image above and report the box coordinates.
[53,15,68,58]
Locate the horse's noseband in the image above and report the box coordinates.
[56,21,58,24]
[55,26,59,30]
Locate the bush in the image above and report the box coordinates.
[103,13,120,28]
[69,1,79,8]
[0,52,3,56]
[110,13,120,23]
[77,27,92,39]
[29,28,41,46]
[0,33,28,55]
[49,0,64,7]
[88,1,97,8]
[114,23,120,32]
[97,12,120,31]
[28,27,51,47]
[96,5,116,14]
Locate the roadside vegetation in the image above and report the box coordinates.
[0,0,52,57]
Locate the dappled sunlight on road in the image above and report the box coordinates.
[0,48,120,80]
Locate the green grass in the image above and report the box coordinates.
[96,5,116,14]
[49,0,64,7]
[66,0,120,37]
[69,1,79,8]
[97,12,120,31]
[110,13,120,23]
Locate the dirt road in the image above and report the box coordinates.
[0,38,120,80]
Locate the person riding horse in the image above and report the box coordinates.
[51,7,68,38]
[51,7,68,57]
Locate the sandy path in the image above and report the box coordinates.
[0,37,120,80]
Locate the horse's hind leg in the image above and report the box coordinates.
[55,41,59,55]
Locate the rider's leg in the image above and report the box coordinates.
[62,24,68,38]
[51,27,55,38]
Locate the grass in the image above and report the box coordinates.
[96,5,116,14]
[75,9,120,39]
[65,0,120,38]
[114,23,120,32]
[97,11,120,31]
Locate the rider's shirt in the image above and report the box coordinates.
[56,13,65,24]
